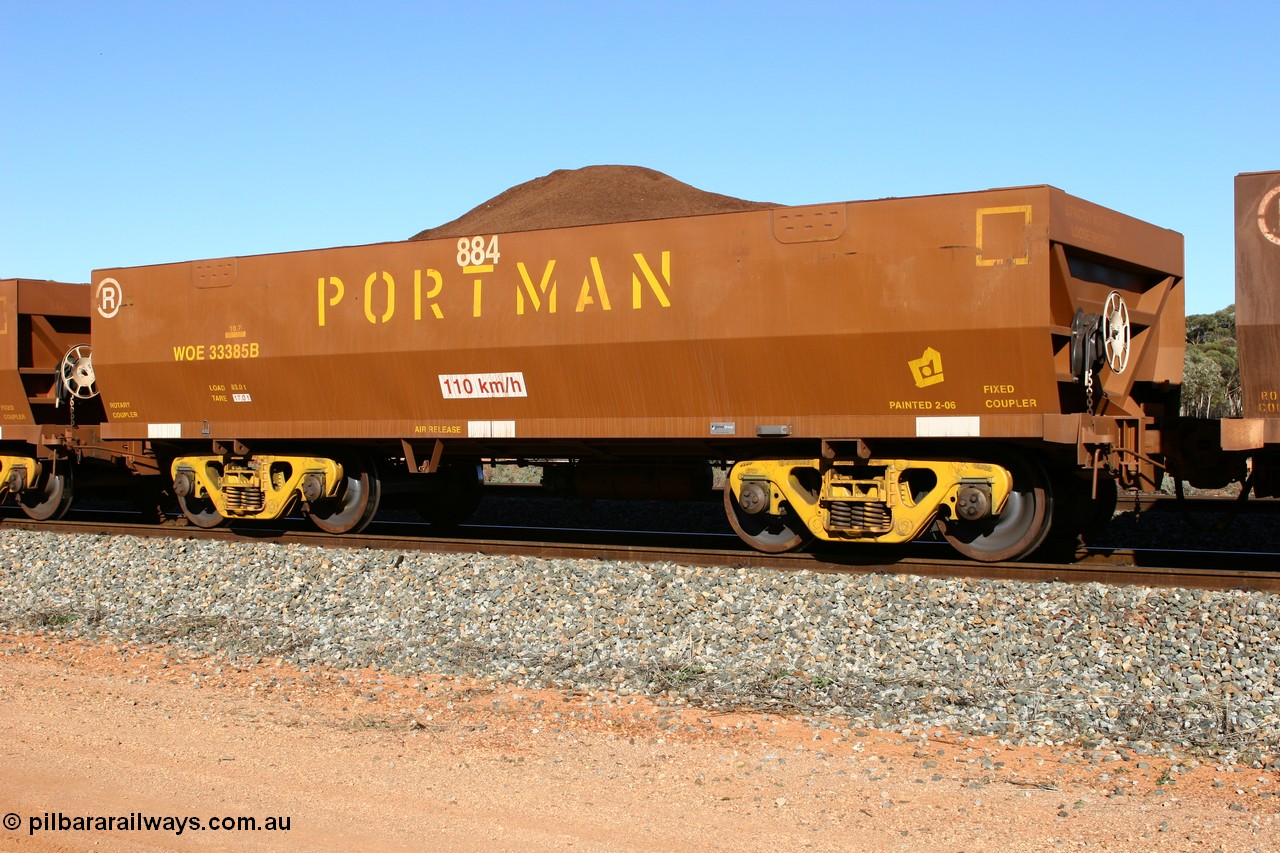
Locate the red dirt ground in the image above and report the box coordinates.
[1,630,1276,852]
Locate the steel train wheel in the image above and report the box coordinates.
[937,454,1053,562]
[724,480,813,553]
[177,493,225,528]
[1035,472,1117,559]
[20,464,74,521]
[308,454,381,534]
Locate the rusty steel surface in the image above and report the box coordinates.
[90,186,1183,452]
[0,279,92,442]
[1237,170,1280,442]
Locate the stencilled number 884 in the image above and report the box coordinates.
[456,236,501,267]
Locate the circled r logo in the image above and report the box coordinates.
[96,278,122,318]
[1260,185,1280,247]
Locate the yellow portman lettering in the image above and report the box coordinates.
[317,250,671,327]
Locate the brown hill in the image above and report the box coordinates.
[410,165,775,240]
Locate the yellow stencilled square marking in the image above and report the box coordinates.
[909,346,945,388]
[976,205,1032,267]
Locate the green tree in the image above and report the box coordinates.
[1185,304,1236,345]
[1182,304,1240,417]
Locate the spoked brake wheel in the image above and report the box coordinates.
[59,344,99,400]
[1102,291,1131,375]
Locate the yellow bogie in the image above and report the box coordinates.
[170,455,344,521]
[726,457,1016,547]
[0,455,40,497]
[1,455,75,520]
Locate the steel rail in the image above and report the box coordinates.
[2,513,1276,594]
[481,484,1280,515]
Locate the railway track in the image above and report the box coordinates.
[3,505,1277,594]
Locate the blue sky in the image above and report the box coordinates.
[2,1,1274,314]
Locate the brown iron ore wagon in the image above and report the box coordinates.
[86,179,1186,561]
